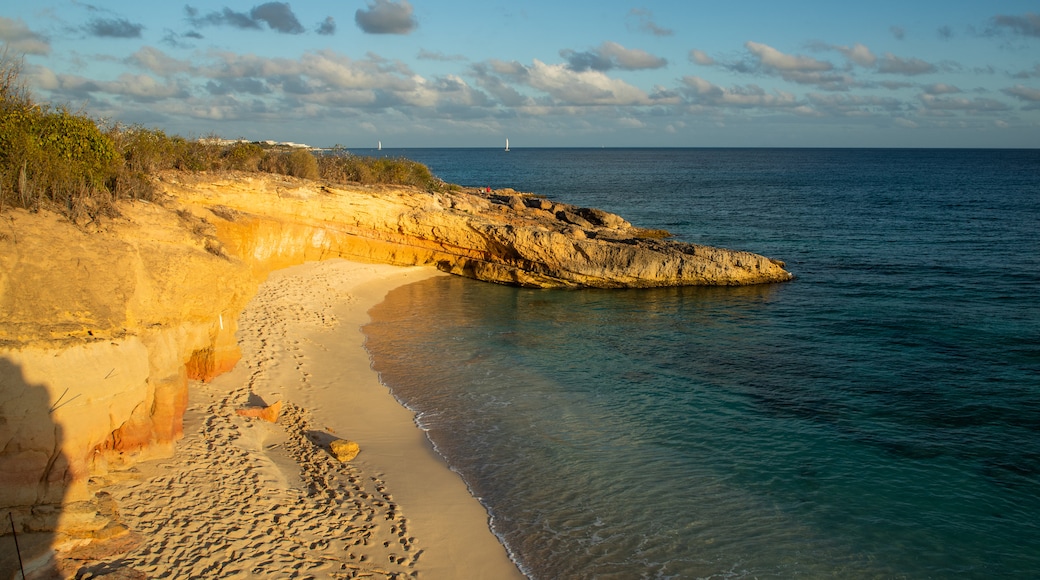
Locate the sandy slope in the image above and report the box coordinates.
[61,260,522,579]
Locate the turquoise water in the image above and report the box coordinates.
[362,149,1040,578]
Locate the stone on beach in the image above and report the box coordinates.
[330,439,361,462]
[235,400,282,422]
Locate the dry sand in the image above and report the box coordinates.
[66,260,523,579]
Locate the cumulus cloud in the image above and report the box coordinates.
[923,83,961,95]
[561,42,667,72]
[473,58,654,107]
[126,46,195,77]
[86,17,144,38]
[206,77,270,96]
[681,76,798,109]
[186,3,314,34]
[250,2,304,34]
[745,41,832,72]
[877,53,937,75]
[36,67,189,103]
[835,43,876,67]
[355,0,417,35]
[992,13,1040,37]
[469,61,530,107]
[688,49,714,66]
[1012,64,1040,79]
[0,17,50,55]
[316,16,336,35]
[627,8,673,37]
[743,41,854,90]
[1003,84,1040,108]
[525,59,652,105]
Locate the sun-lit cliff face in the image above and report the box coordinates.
[167,171,792,288]
[0,171,791,533]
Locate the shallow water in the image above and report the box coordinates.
[362,148,1040,578]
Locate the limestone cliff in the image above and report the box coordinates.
[0,171,791,536]
[165,172,792,288]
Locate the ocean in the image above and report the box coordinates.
[360,148,1040,579]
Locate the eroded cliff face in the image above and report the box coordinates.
[0,171,792,536]
[0,202,251,536]
[166,172,792,288]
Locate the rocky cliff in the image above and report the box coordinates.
[0,171,791,538]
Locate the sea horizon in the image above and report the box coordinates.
[331,145,1040,151]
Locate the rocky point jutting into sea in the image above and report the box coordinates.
[0,170,791,567]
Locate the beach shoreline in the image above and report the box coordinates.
[60,259,523,579]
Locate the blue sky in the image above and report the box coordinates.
[2,1,1039,147]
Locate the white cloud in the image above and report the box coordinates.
[106,73,188,100]
[561,41,667,72]
[688,49,715,66]
[745,41,832,73]
[126,47,195,77]
[0,17,50,55]
[743,41,852,90]
[835,43,877,68]
[527,60,651,106]
[681,76,798,109]
[1003,84,1040,108]
[878,53,937,76]
[923,83,961,95]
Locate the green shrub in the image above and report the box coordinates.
[286,149,319,180]
[223,141,265,171]
[0,101,118,214]
[315,153,439,191]
[173,137,223,171]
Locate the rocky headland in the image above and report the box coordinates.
[0,171,790,572]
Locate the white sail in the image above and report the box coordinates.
[505,138,510,152]
[378,141,382,150]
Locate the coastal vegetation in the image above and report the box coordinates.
[0,52,439,222]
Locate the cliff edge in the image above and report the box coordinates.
[163,172,791,289]
[0,171,791,541]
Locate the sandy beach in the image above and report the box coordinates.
[63,260,523,579]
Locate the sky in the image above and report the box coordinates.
[1,1,1039,148]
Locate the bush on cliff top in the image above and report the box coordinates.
[0,50,444,220]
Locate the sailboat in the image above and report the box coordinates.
[505,138,510,152]
[377,141,382,151]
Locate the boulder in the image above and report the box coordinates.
[235,400,282,423]
[329,439,360,462]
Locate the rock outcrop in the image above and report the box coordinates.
[162,172,791,289]
[0,171,791,538]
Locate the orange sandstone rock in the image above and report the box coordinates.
[235,400,283,423]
